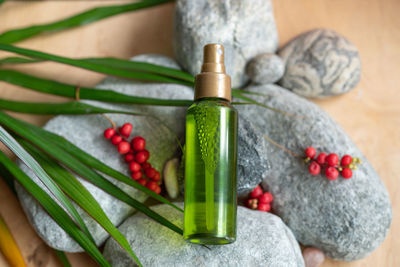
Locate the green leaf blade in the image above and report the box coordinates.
[0,0,173,44]
[0,150,110,267]
[21,141,142,267]
[0,126,95,245]
[0,69,192,106]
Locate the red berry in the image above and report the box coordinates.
[250,185,263,199]
[325,166,339,180]
[129,161,141,172]
[305,147,316,159]
[132,136,146,151]
[257,202,271,212]
[341,155,352,167]
[137,178,147,186]
[152,171,161,181]
[141,162,152,170]
[259,192,273,203]
[308,161,321,175]
[131,171,142,180]
[135,151,147,163]
[104,128,116,139]
[341,167,353,179]
[145,167,156,179]
[142,150,150,161]
[247,198,258,209]
[146,181,158,192]
[316,153,327,165]
[124,153,135,163]
[154,185,161,194]
[111,135,123,145]
[119,123,133,138]
[117,141,131,154]
[326,153,339,167]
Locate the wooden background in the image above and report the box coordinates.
[0,0,399,266]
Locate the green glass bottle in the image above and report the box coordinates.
[184,44,238,245]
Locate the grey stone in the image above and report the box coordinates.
[174,0,279,88]
[15,54,194,252]
[178,117,270,198]
[236,84,392,260]
[279,29,361,98]
[246,53,285,84]
[103,203,304,267]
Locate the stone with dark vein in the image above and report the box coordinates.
[236,84,392,260]
[103,203,304,267]
[15,54,193,252]
[174,0,279,88]
[178,118,270,198]
[246,53,285,84]
[278,29,361,98]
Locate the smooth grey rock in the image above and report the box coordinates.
[103,203,304,267]
[15,54,193,252]
[236,84,392,260]
[246,53,285,84]
[174,0,279,88]
[178,118,270,197]
[279,29,361,98]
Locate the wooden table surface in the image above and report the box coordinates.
[0,0,399,266]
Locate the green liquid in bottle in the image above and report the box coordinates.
[184,98,238,245]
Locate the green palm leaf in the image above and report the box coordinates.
[0,69,192,106]
[20,140,142,266]
[0,57,41,64]
[0,44,191,86]
[54,250,71,267]
[0,150,110,267]
[0,111,183,235]
[0,0,173,44]
[0,99,146,116]
[0,126,95,244]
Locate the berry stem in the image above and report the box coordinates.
[263,135,300,157]
[101,114,117,130]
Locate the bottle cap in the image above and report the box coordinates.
[194,44,231,102]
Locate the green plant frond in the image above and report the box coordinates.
[0,99,146,116]
[0,150,110,267]
[0,44,192,86]
[0,126,95,244]
[0,0,174,44]
[0,69,192,106]
[20,140,142,266]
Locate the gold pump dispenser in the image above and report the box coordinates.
[194,44,231,102]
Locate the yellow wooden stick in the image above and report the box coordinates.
[0,214,26,267]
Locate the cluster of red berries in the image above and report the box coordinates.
[103,123,162,194]
[304,147,361,180]
[246,185,274,212]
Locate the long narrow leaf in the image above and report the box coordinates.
[0,99,145,116]
[0,151,110,267]
[0,69,192,106]
[0,126,95,244]
[54,250,71,267]
[0,163,16,194]
[0,44,192,86]
[0,0,4,6]
[0,214,26,267]
[84,57,194,83]
[0,56,194,83]
[0,111,183,235]
[18,118,183,212]
[0,57,42,64]
[0,0,173,44]
[20,141,142,266]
